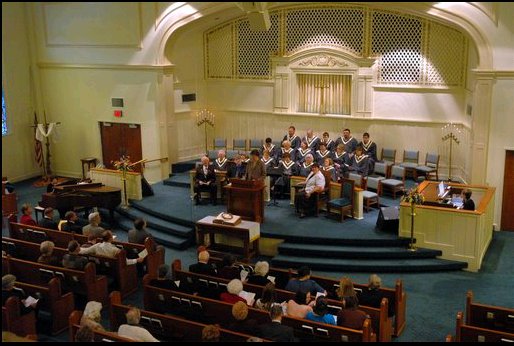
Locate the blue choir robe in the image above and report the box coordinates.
[298,162,314,177]
[323,139,336,152]
[274,160,299,197]
[295,148,312,164]
[359,141,378,162]
[315,149,332,165]
[261,143,277,158]
[335,136,358,153]
[283,134,301,150]
[303,136,321,151]
[331,150,351,168]
[349,154,370,177]
[277,147,296,162]
[261,156,276,170]
[214,157,229,172]
[322,165,338,182]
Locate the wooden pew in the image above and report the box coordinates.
[143,277,375,342]
[2,236,137,299]
[209,253,405,337]
[109,291,265,342]
[2,255,108,306]
[2,296,37,337]
[172,260,386,341]
[455,311,514,342]
[8,222,165,278]
[13,277,74,335]
[466,290,514,333]
[68,310,134,342]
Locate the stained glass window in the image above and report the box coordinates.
[2,90,7,136]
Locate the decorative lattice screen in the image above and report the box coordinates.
[204,5,467,87]
[236,13,280,78]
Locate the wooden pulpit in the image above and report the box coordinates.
[224,179,265,223]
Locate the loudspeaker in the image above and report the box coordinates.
[376,206,399,232]
[247,11,271,31]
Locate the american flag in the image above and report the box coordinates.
[34,112,43,167]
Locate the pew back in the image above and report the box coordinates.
[455,311,514,342]
[466,291,514,333]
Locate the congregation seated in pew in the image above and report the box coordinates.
[189,250,218,277]
[62,240,88,270]
[80,300,106,332]
[285,266,327,296]
[149,264,181,291]
[305,296,336,326]
[61,211,84,233]
[37,240,60,266]
[258,304,296,342]
[79,231,144,266]
[228,301,259,336]
[38,207,58,230]
[2,274,38,316]
[82,212,105,238]
[19,204,37,227]
[117,307,160,342]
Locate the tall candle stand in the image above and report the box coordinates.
[441,123,460,182]
[196,109,215,154]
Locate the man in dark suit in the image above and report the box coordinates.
[61,211,83,233]
[462,190,475,211]
[259,304,296,342]
[194,156,217,205]
[38,207,58,230]
[188,250,217,277]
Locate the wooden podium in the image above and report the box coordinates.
[224,179,265,223]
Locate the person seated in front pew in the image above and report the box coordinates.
[255,282,281,312]
[285,290,314,319]
[274,152,298,199]
[228,301,259,336]
[336,295,369,330]
[322,132,336,152]
[303,129,321,151]
[227,154,247,180]
[295,141,312,164]
[321,157,338,182]
[37,240,60,266]
[82,212,105,238]
[62,240,89,270]
[19,203,37,227]
[79,231,144,266]
[80,301,106,332]
[276,140,296,163]
[194,156,217,206]
[81,233,99,249]
[118,307,160,342]
[315,142,332,165]
[298,154,315,177]
[285,266,327,296]
[305,296,336,325]
[2,274,38,315]
[261,137,277,158]
[61,211,83,233]
[149,264,181,291]
[246,261,272,286]
[128,218,154,246]
[217,254,241,280]
[357,274,394,317]
[189,250,217,277]
[220,279,247,304]
[258,304,296,342]
[38,207,58,230]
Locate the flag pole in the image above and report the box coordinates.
[33,112,47,179]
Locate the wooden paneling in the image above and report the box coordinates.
[100,122,143,173]
[501,150,514,231]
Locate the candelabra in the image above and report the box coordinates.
[196,109,215,154]
[441,123,460,182]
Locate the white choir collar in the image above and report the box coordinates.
[282,147,293,153]
[316,149,329,156]
[354,154,368,163]
[288,134,298,142]
[298,148,311,156]
[341,136,354,144]
[216,157,227,166]
[264,144,275,151]
[302,162,313,169]
[334,151,347,158]
[362,140,373,150]
[323,166,334,171]
[281,160,295,169]
[306,136,318,146]
[261,157,273,165]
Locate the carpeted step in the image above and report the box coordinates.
[129,200,195,228]
[271,254,468,273]
[117,217,191,250]
[171,160,198,174]
[277,243,442,259]
[115,207,194,239]
[163,173,191,188]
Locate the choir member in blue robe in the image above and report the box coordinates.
[303,129,321,151]
[214,150,229,172]
[227,154,247,180]
[321,157,338,182]
[331,144,351,170]
[298,154,315,177]
[348,146,371,177]
[283,126,302,150]
[335,128,358,154]
[261,150,276,169]
[277,140,296,163]
[261,137,277,159]
[322,132,336,152]
[274,153,299,199]
[295,141,312,164]
[315,142,332,165]
[359,132,377,172]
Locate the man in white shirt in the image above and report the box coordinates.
[79,230,144,266]
[118,307,160,342]
[294,163,326,218]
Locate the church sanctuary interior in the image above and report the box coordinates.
[3,2,514,342]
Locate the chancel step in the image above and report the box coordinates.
[163,172,191,188]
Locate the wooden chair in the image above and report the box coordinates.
[249,139,263,151]
[380,165,406,199]
[416,152,440,181]
[371,162,388,178]
[380,148,396,165]
[232,139,247,151]
[314,170,332,216]
[213,138,227,150]
[363,176,383,212]
[399,150,419,178]
[327,178,355,221]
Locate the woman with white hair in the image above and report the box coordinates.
[247,261,272,286]
[118,307,159,342]
[80,301,106,332]
[37,240,60,266]
[2,274,37,315]
[220,279,247,304]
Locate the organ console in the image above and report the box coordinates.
[39,179,121,220]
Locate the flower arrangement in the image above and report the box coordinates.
[112,155,133,172]
[401,186,425,205]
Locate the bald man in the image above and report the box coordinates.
[303,129,320,151]
[194,156,217,205]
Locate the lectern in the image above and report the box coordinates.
[224,179,265,223]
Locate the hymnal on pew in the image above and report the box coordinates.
[213,212,241,226]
